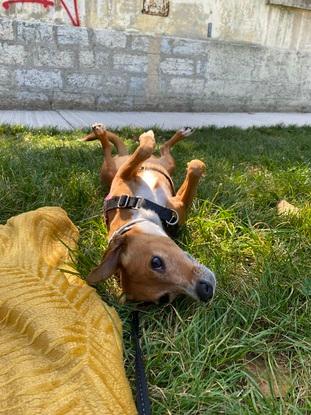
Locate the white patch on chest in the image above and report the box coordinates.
[136,221,168,237]
[142,170,157,189]
[136,170,171,205]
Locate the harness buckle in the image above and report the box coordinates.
[117,195,130,208]
[166,209,179,226]
[133,197,143,209]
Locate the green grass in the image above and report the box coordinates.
[1,124,311,414]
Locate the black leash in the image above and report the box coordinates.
[131,310,152,415]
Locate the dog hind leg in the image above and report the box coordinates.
[168,159,205,224]
[159,127,194,175]
[90,123,118,186]
[81,124,128,157]
[105,131,128,156]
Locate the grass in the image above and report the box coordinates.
[0,123,311,414]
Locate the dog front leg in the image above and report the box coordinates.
[117,130,155,180]
[168,159,206,224]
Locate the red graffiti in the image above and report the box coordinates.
[3,0,53,8]
[2,0,80,26]
[60,0,80,27]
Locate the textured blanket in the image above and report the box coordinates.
[0,207,136,415]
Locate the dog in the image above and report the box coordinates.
[81,124,216,304]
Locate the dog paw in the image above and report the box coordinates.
[139,130,156,153]
[187,159,206,176]
[92,123,106,135]
[179,127,194,137]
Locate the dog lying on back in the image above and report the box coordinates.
[81,124,216,303]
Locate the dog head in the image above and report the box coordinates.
[87,217,216,304]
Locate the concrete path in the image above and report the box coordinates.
[0,110,311,130]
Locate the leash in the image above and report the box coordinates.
[131,310,152,415]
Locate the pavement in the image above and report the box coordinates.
[0,110,311,130]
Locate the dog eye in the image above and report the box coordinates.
[150,256,165,271]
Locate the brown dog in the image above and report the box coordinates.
[81,124,216,303]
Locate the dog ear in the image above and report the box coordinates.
[87,235,126,284]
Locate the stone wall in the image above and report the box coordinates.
[0,17,310,112]
[1,1,311,52]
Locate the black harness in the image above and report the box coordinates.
[104,195,179,235]
[104,165,179,236]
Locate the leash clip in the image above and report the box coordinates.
[166,209,179,226]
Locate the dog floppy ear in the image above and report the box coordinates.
[87,235,126,284]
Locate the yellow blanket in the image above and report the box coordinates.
[0,207,136,415]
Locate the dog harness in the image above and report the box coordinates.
[104,195,179,235]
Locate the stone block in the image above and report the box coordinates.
[33,47,76,68]
[204,79,272,102]
[79,50,110,69]
[16,69,62,90]
[299,52,311,84]
[52,91,95,110]
[16,21,53,43]
[96,95,133,111]
[0,43,26,65]
[0,89,51,110]
[173,39,207,56]
[131,36,151,52]
[0,67,12,85]
[161,37,207,56]
[169,77,205,96]
[57,25,89,46]
[79,50,94,68]
[196,59,208,76]
[102,75,128,95]
[262,49,300,84]
[0,19,14,41]
[16,90,51,109]
[160,38,172,54]
[208,42,264,82]
[113,54,148,73]
[160,58,194,76]
[65,73,103,91]
[94,29,127,49]
[128,77,147,96]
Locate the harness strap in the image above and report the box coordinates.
[131,310,152,415]
[104,195,179,234]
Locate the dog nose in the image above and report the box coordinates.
[195,279,214,302]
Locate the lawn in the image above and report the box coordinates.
[0,124,310,414]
